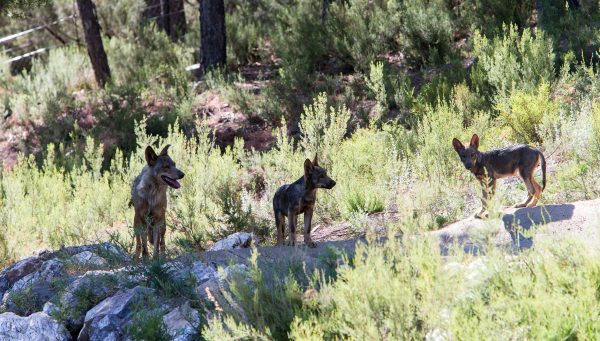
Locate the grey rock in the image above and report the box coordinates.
[208,232,257,251]
[191,261,218,285]
[77,286,155,341]
[42,301,60,316]
[2,259,66,314]
[71,251,108,268]
[0,256,44,298]
[0,311,71,341]
[10,258,65,293]
[163,301,200,341]
[59,270,121,329]
[191,262,220,300]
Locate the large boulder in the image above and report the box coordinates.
[0,256,45,298]
[0,311,71,341]
[71,251,108,268]
[77,286,155,341]
[208,232,257,252]
[190,261,220,300]
[58,270,123,329]
[163,301,201,341]
[2,259,66,315]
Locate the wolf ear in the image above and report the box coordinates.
[159,144,171,156]
[452,138,464,153]
[469,134,480,149]
[145,146,158,166]
[313,154,319,167]
[304,158,313,176]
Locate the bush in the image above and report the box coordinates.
[203,250,304,340]
[289,236,600,340]
[3,46,92,122]
[458,0,535,35]
[496,82,559,143]
[472,24,555,99]
[398,0,455,65]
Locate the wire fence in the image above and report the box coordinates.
[0,1,199,65]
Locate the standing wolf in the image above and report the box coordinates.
[273,156,336,247]
[452,134,546,218]
[131,145,185,260]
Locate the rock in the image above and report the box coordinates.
[77,286,155,341]
[0,311,71,341]
[42,301,60,316]
[163,302,200,341]
[0,256,44,298]
[2,259,66,314]
[426,328,452,341]
[9,258,65,293]
[191,262,218,285]
[61,243,131,263]
[191,262,219,300]
[71,251,108,268]
[58,270,121,329]
[209,232,257,251]
[221,264,249,283]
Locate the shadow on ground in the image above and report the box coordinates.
[502,204,575,250]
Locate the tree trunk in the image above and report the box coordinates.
[158,0,170,35]
[199,0,226,75]
[76,0,111,87]
[168,0,186,41]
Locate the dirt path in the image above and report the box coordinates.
[433,199,600,254]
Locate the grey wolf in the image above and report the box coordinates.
[131,145,184,260]
[452,134,546,218]
[273,156,336,247]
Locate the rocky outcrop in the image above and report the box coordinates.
[0,232,352,340]
[0,311,71,341]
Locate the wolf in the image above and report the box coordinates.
[273,156,336,247]
[452,134,546,219]
[131,145,184,260]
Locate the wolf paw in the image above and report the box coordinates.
[514,203,527,208]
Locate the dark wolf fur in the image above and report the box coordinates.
[452,134,546,218]
[273,156,336,247]
[131,145,184,260]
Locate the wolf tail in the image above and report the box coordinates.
[540,151,547,190]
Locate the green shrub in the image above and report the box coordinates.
[205,250,304,340]
[472,24,555,99]
[4,46,92,122]
[106,26,192,99]
[290,236,600,340]
[328,0,403,70]
[496,82,559,143]
[299,92,350,167]
[537,0,600,54]
[398,0,455,65]
[458,0,535,35]
[126,308,170,341]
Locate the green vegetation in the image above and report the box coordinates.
[0,0,599,338]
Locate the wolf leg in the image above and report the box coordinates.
[303,210,317,248]
[286,211,297,246]
[275,211,285,245]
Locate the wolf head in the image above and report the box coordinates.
[304,155,336,189]
[145,145,185,189]
[452,134,481,171]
